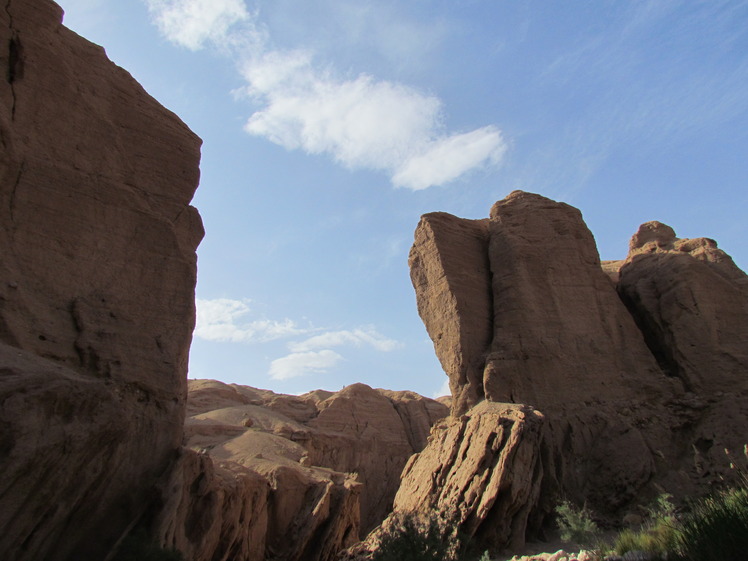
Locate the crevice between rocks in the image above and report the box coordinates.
[5,0,22,119]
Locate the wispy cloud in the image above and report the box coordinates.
[195,298,401,380]
[144,0,249,50]
[269,350,343,380]
[143,0,506,189]
[289,326,402,353]
[195,298,308,343]
[272,326,402,379]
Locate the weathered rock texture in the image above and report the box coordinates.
[404,191,748,554]
[0,1,203,560]
[394,402,545,553]
[181,379,449,554]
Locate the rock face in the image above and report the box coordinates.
[618,221,748,395]
[410,214,492,416]
[0,2,203,560]
[181,379,449,556]
[404,191,748,553]
[394,402,545,553]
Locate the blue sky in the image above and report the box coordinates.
[57,0,748,398]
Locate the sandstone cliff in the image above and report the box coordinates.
[0,1,203,560]
[401,191,748,554]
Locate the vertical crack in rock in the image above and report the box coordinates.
[5,0,21,118]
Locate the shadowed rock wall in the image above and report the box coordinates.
[0,2,202,559]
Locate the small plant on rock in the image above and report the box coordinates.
[613,493,679,560]
[555,500,600,548]
[371,512,471,561]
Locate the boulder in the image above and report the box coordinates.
[393,401,546,552]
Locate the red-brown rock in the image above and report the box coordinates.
[404,191,748,554]
[0,1,202,560]
[393,402,546,552]
[181,380,449,557]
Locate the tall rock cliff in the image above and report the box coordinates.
[402,191,748,554]
[0,1,203,560]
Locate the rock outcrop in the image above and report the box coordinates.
[394,402,545,553]
[403,191,748,554]
[0,2,203,560]
[617,221,748,395]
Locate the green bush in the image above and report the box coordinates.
[613,522,676,560]
[555,500,600,547]
[613,494,678,559]
[371,513,472,561]
[673,484,748,561]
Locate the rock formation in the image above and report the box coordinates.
[0,1,203,560]
[402,191,748,555]
[394,402,546,553]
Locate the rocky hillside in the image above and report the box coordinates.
[392,190,748,554]
[173,379,447,560]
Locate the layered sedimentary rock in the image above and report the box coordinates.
[183,379,449,550]
[394,402,545,552]
[0,2,203,560]
[306,383,448,533]
[403,191,748,554]
[156,450,271,561]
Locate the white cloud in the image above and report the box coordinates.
[392,127,506,191]
[241,51,506,189]
[269,350,343,380]
[144,0,507,189]
[144,0,249,50]
[195,298,308,343]
[289,327,402,353]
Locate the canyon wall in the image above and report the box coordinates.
[401,191,748,554]
[0,1,203,560]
